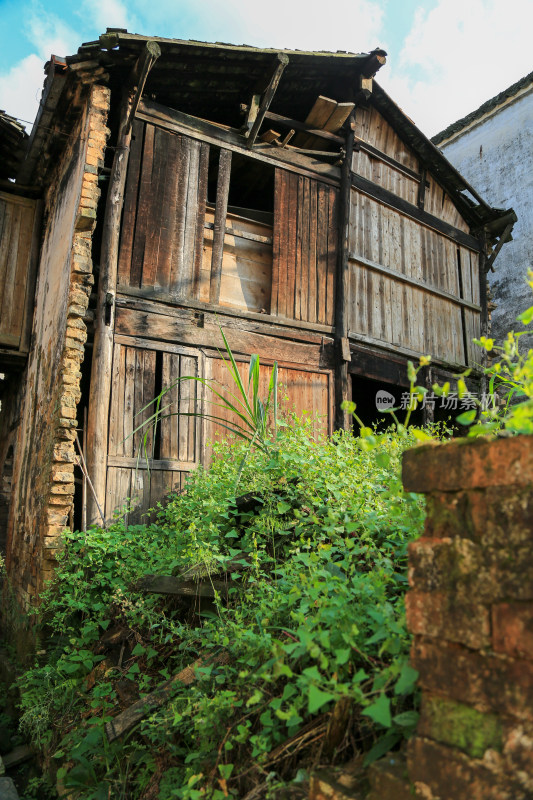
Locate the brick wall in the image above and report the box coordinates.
[5,84,110,607]
[402,435,533,800]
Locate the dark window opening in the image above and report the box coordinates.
[207,148,274,223]
[351,374,424,431]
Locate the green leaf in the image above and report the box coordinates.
[308,685,335,714]
[517,305,533,325]
[363,732,402,766]
[375,452,390,469]
[277,501,291,514]
[361,693,391,727]
[392,710,419,728]
[218,763,234,780]
[456,410,477,426]
[335,648,351,665]
[394,662,419,695]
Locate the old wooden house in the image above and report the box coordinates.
[0,31,513,605]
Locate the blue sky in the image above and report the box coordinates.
[0,0,530,137]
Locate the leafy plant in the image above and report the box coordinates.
[433,269,533,436]
[16,417,432,799]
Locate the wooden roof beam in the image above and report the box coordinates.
[246,53,289,149]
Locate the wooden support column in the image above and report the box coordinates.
[209,148,232,304]
[334,113,355,431]
[86,40,161,525]
[247,54,289,149]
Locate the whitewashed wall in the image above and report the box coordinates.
[439,88,533,350]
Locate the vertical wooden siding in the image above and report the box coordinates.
[272,169,338,325]
[352,106,469,232]
[118,120,273,313]
[118,119,209,297]
[0,192,39,350]
[348,191,481,365]
[105,336,202,518]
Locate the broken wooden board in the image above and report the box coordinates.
[292,98,353,152]
[105,651,230,741]
[293,96,337,149]
[260,129,280,144]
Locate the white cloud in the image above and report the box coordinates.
[28,4,80,60]
[79,0,139,36]
[0,4,81,127]
[380,0,533,136]
[127,0,385,53]
[0,54,44,129]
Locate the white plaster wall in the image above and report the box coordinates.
[440,90,533,350]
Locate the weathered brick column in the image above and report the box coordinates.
[402,435,533,800]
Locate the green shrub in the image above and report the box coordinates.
[17,418,428,799]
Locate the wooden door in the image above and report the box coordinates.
[105,336,203,520]
[0,192,40,352]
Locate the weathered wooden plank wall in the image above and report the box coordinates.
[271,170,338,325]
[105,336,202,518]
[349,107,481,366]
[118,120,209,296]
[0,192,40,351]
[118,121,273,313]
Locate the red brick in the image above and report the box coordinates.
[493,603,533,660]
[405,591,490,649]
[402,435,533,494]
[411,638,533,721]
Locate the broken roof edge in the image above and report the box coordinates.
[371,81,516,240]
[77,28,387,64]
[16,56,68,186]
[432,70,533,146]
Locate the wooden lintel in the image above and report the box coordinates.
[351,172,482,251]
[247,54,289,149]
[114,290,335,339]
[136,99,341,186]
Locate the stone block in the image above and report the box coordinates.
[405,591,490,649]
[0,776,19,800]
[367,754,422,800]
[75,207,96,231]
[493,603,533,660]
[411,638,533,720]
[407,736,520,800]
[418,694,502,758]
[402,435,533,494]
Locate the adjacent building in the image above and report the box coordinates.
[434,72,533,350]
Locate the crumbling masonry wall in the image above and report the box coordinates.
[402,435,533,800]
[5,84,110,607]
